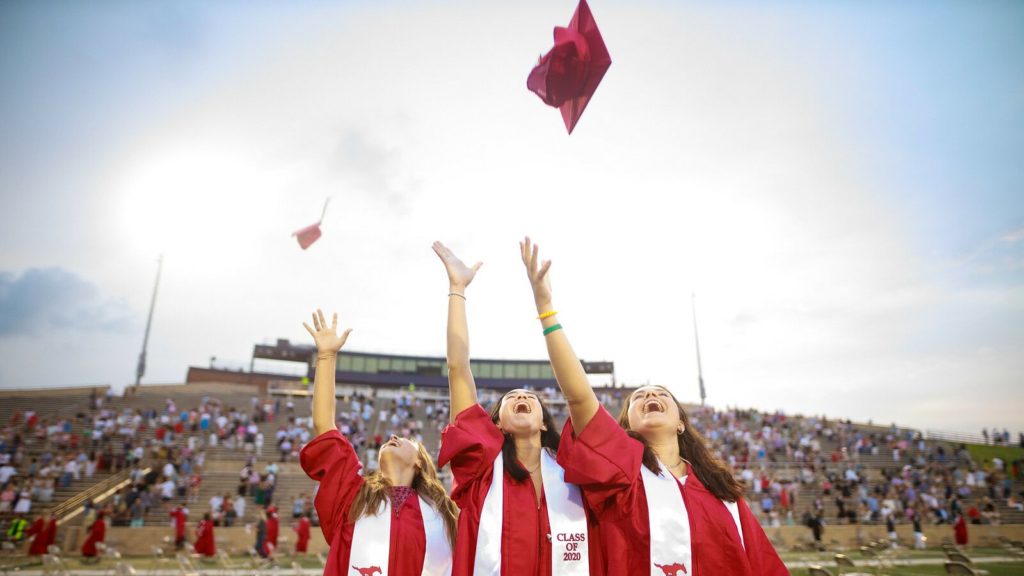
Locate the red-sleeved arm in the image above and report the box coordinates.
[738,498,790,575]
[299,429,364,544]
[437,404,503,500]
[557,405,644,518]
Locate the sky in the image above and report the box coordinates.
[0,0,1021,435]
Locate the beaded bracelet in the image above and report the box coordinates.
[448,292,466,300]
[543,323,563,336]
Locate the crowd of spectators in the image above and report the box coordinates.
[679,405,1024,532]
[0,382,1019,554]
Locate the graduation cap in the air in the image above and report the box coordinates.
[292,198,330,250]
[527,0,611,134]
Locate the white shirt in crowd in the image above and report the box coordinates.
[0,465,16,484]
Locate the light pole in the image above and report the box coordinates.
[691,292,706,406]
[135,254,163,388]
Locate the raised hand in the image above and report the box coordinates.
[519,236,552,311]
[302,309,352,357]
[432,241,482,291]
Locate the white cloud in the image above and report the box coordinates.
[1002,228,1024,243]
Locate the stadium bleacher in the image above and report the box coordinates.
[0,379,1020,561]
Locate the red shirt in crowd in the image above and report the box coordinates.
[558,406,790,576]
[300,429,433,576]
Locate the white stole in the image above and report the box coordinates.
[641,461,692,576]
[641,459,746,576]
[348,495,452,576]
[419,495,453,576]
[474,449,590,576]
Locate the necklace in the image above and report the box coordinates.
[665,457,685,471]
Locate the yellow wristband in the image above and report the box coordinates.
[537,310,558,320]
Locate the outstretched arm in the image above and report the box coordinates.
[520,237,599,431]
[432,241,483,422]
[302,309,353,435]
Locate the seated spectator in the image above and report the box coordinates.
[966,505,981,525]
[13,482,31,515]
[981,498,1001,525]
[37,478,54,503]
[160,476,175,503]
[233,493,246,523]
[0,462,17,485]
[0,484,15,512]
[223,494,236,527]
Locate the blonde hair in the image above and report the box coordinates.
[348,442,458,547]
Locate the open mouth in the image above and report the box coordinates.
[384,437,401,448]
[643,399,665,414]
[513,401,532,415]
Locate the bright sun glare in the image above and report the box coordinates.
[116,146,274,261]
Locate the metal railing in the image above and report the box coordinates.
[53,466,151,526]
[924,430,988,445]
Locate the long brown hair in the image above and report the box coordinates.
[488,391,560,482]
[348,442,458,547]
[617,385,743,502]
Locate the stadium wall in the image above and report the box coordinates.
[185,367,301,393]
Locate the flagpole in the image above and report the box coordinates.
[135,254,163,389]
[691,292,706,406]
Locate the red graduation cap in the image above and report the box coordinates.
[527,0,611,134]
[292,198,330,250]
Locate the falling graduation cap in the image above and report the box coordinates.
[527,0,611,134]
[292,198,330,250]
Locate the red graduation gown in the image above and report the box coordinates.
[294,517,311,553]
[171,509,187,539]
[27,519,48,555]
[439,404,602,576]
[266,514,279,554]
[80,518,105,557]
[954,516,968,545]
[300,429,431,576]
[558,407,790,576]
[193,520,216,556]
[45,520,57,549]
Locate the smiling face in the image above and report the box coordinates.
[494,389,547,436]
[378,435,420,471]
[624,385,683,438]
